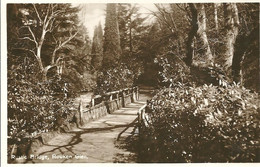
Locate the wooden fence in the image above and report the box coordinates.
[78,86,139,125]
[10,86,140,162]
[137,103,151,135]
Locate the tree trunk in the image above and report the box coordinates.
[51,48,57,64]
[196,4,213,66]
[185,4,198,66]
[221,3,240,73]
[186,4,212,67]
[36,30,47,81]
[129,16,133,55]
[232,25,259,83]
[214,3,219,32]
[57,60,64,77]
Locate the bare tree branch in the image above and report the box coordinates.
[176,4,188,13]
[52,30,79,64]
[44,65,55,74]
[32,4,42,23]
[55,55,64,64]
[43,4,51,27]
[26,26,38,47]
[159,4,178,31]
[46,17,55,33]
[154,4,174,33]
[53,10,63,16]
[19,37,35,43]
[58,30,78,49]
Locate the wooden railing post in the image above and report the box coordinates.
[91,98,95,107]
[78,100,84,126]
[122,90,125,107]
[130,87,133,102]
[135,87,138,102]
[78,87,141,127]
[136,86,139,101]
[116,92,119,100]
[84,87,138,117]
[137,111,141,134]
[138,104,147,136]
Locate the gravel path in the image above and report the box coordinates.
[26,94,151,163]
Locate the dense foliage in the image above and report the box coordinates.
[141,83,259,162]
[103,3,122,68]
[96,3,147,94]
[117,3,148,56]
[155,51,192,86]
[7,54,74,144]
[7,4,90,154]
[91,22,104,70]
[95,62,141,94]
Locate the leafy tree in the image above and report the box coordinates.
[7,4,91,157]
[232,3,259,92]
[91,22,103,70]
[136,22,163,86]
[95,63,135,94]
[12,4,81,81]
[117,3,130,53]
[154,51,192,87]
[217,3,240,74]
[96,4,150,93]
[154,3,258,90]
[103,3,122,68]
[118,3,148,56]
[150,4,190,64]
[117,3,149,86]
[61,23,94,93]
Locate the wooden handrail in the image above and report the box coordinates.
[89,86,139,107]
[138,104,147,114]
[138,104,150,128]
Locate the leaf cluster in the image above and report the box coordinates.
[141,83,259,162]
[95,63,138,94]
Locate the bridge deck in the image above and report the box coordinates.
[26,94,151,163]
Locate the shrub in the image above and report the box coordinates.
[141,83,259,162]
[8,80,73,139]
[154,51,192,87]
[95,63,139,94]
[7,57,75,157]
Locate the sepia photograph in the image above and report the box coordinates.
[1,0,259,166]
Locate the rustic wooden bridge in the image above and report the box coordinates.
[20,86,153,163]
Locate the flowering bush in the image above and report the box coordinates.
[141,83,259,162]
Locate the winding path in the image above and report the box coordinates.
[26,94,151,163]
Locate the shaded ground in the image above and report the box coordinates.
[26,93,151,163]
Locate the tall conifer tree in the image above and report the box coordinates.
[103,3,122,68]
[91,22,103,70]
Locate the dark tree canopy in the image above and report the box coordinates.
[102,3,122,68]
[91,22,104,70]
